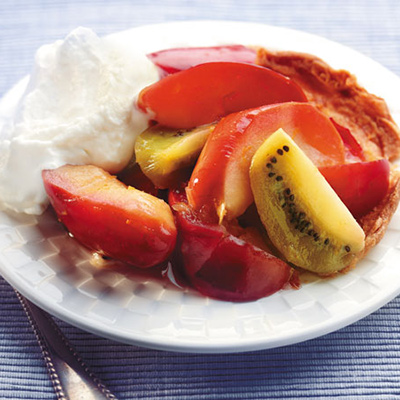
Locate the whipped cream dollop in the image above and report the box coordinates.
[0,27,159,214]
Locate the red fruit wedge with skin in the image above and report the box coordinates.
[147,45,257,74]
[137,61,307,129]
[169,189,293,302]
[320,159,390,219]
[330,118,365,162]
[42,164,177,268]
[186,102,346,221]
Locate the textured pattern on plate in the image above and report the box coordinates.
[1,21,400,353]
[1,206,400,353]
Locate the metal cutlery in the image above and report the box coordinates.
[15,290,118,400]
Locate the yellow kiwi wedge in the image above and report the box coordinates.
[250,128,365,275]
[135,123,214,188]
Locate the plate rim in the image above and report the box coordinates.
[1,19,400,353]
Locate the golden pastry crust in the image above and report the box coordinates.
[256,47,400,272]
[257,49,400,161]
[358,171,400,255]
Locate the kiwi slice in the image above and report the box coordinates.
[250,128,365,275]
[135,123,214,188]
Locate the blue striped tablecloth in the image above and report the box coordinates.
[1,1,400,399]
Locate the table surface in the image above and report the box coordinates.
[1,1,400,399]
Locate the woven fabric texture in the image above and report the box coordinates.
[1,1,400,399]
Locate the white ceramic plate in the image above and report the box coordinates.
[1,21,400,354]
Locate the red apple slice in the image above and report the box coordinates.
[42,164,177,268]
[147,45,257,74]
[320,159,390,219]
[169,189,293,302]
[187,102,346,221]
[330,118,365,162]
[137,61,307,129]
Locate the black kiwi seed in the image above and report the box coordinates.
[282,202,287,208]
[268,172,276,177]
[298,212,305,219]
[276,176,283,181]
[285,188,291,196]
[289,194,295,201]
[345,245,351,252]
[299,220,308,229]
[277,149,284,155]
[266,163,273,169]
[283,145,290,152]
[271,157,277,163]
[300,225,308,233]
[324,238,330,245]
[308,229,314,236]
[296,221,307,230]
[299,222,310,232]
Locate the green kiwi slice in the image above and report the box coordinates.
[250,128,365,275]
[135,123,214,188]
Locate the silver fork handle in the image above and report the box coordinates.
[15,290,118,400]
